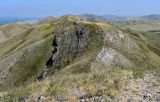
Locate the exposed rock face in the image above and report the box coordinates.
[103,29,140,54]
[40,21,91,78]
[96,47,133,67]
[39,20,141,79]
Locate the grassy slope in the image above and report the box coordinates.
[112,20,160,77]
[1,18,160,101]
[0,23,56,91]
[111,20,160,32]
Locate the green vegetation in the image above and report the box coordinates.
[0,16,160,101]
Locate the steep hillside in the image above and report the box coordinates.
[0,16,160,102]
[0,23,55,90]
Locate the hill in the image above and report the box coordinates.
[79,14,129,22]
[39,16,56,24]
[141,14,160,20]
[0,15,160,102]
[0,17,40,24]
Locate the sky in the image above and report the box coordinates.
[0,0,160,17]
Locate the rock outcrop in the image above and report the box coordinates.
[39,21,92,79]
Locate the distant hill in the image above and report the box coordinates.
[39,16,56,23]
[0,17,41,24]
[80,14,160,22]
[80,14,132,22]
[80,14,107,22]
[141,14,160,20]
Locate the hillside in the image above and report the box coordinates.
[141,14,160,20]
[79,14,134,22]
[0,16,160,102]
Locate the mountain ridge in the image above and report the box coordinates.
[0,15,160,102]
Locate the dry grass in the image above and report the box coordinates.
[2,65,132,101]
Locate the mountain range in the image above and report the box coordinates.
[1,14,160,25]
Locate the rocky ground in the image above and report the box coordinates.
[116,74,160,102]
[1,74,159,102]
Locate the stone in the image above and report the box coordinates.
[91,96,105,102]
[74,91,87,99]
[55,96,64,102]
[0,96,4,102]
[146,93,152,99]
[33,95,46,102]
[156,94,160,101]
[80,99,86,102]
[18,97,28,102]
[117,74,160,102]
[144,74,156,84]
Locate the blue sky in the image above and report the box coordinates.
[0,0,160,17]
